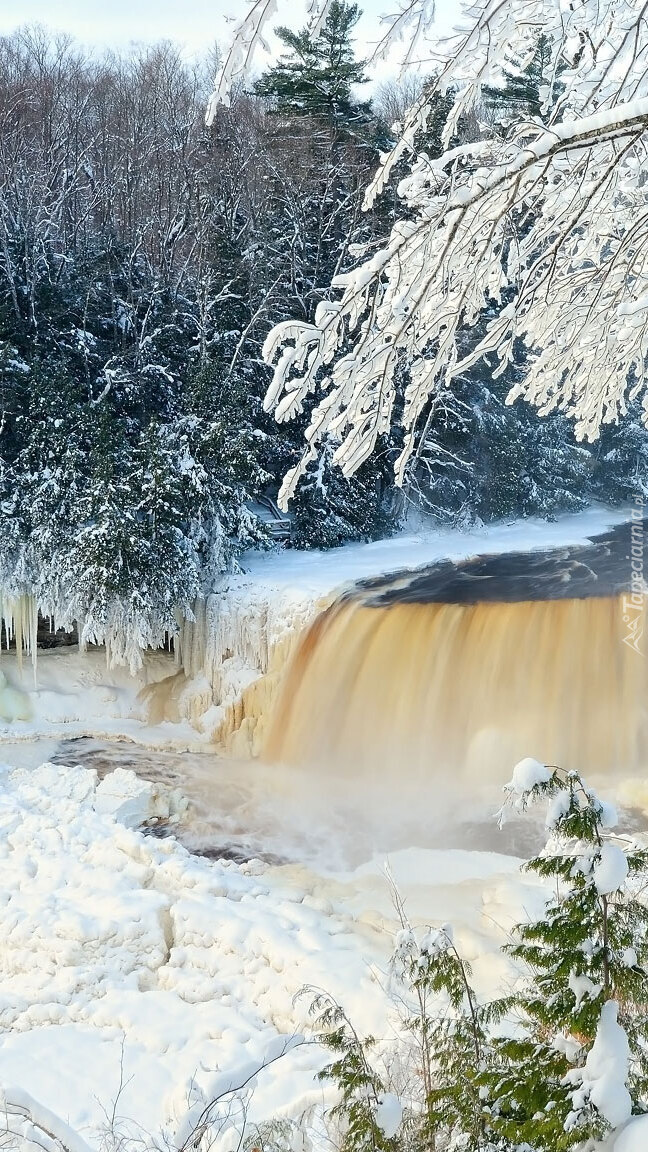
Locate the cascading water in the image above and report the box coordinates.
[264,521,647,782]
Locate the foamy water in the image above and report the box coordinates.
[3,736,646,872]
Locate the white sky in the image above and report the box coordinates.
[0,0,461,77]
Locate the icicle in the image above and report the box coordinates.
[0,594,38,680]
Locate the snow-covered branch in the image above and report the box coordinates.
[0,1083,93,1152]
[206,0,335,120]
[252,0,648,503]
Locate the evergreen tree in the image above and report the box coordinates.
[305,987,398,1152]
[302,765,648,1152]
[288,438,396,549]
[483,34,562,122]
[389,910,491,1151]
[588,398,648,504]
[406,319,592,525]
[255,1,373,135]
[484,762,648,1150]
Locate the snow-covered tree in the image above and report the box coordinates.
[388,893,491,1152]
[487,760,648,1149]
[213,0,648,504]
[483,32,563,124]
[305,987,399,1152]
[255,1,373,136]
[300,763,648,1152]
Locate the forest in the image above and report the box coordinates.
[0,2,645,659]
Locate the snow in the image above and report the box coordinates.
[546,788,571,828]
[614,1114,648,1151]
[238,505,627,597]
[374,1093,402,1138]
[507,756,552,795]
[568,970,602,1008]
[0,760,538,1147]
[593,843,629,896]
[0,1081,94,1152]
[94,767,187,829]
[599,800,619,830]
[568,1001,632,1130]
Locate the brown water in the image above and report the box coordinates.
[265,595,646,783]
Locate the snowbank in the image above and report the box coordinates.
[0,760,536,1147]
[237,504,628,595]
[94,765,187,828]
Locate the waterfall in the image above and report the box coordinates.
[264,523,646,782]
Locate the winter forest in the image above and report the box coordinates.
[0,0,647,1150]
[2,3,647,662]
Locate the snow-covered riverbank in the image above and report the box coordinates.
[0,758,536,1148]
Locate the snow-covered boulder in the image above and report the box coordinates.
[94,766,187,829]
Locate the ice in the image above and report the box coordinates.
[0,670,30,723]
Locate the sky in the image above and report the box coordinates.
[0,0,461,75]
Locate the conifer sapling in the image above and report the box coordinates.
[485,759,648,1149]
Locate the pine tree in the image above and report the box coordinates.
[305,987,398,1152]
[254,1,373,135]
[406,333,592,525]
[588,398,648,504]
[288,438,396,549]
[484,34,562,122]
[484,762,648,1150]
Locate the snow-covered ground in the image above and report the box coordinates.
[238,503,628,593]
[0,758,540,1149]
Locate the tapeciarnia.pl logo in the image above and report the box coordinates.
[622,495,646,655]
